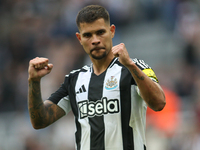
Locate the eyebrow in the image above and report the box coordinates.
[82,29,106,36]
[82,32,91,37]
[96,29,106,33]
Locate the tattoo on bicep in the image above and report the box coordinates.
[132,69,145,80]
[48,107,54,116]
[56,106,65,116]
[45,103,58,123]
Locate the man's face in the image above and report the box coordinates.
[76,18,115,60]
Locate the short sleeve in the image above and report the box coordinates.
[48,76,69,105]
[132,58,159,95]
[57,95,71,115]
[132,58,158,83]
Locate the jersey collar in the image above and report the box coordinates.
[90,57,118,73]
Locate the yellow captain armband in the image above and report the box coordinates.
[142,68,158,83]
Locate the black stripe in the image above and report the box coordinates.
[75,118,81,150]
[79,88,82,93]
[144,145,146,150]
[82,85,86,92]
[68,72,82,150]
[88,72,106,150]
[120,67,134,150]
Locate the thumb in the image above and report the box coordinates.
[47,64,53,70]
[45,64,53,75]
[45,64,53,70]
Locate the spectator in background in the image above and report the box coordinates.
[174,1,200,106]
[161,0,180,30]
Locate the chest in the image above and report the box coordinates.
[69,65,133,119]
[75,66,124,102]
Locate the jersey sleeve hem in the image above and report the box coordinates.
[57,96,71,115]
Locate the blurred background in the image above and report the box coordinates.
[0,0,200,149]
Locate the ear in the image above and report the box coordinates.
[110,24,116,38]
[76,32,82,45]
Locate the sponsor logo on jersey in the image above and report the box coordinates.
[78,97,120,119]
[76,84,86,94]
[105,76,118,90]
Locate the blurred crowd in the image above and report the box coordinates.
[0,0,200,150]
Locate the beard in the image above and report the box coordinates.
[91,51,107,60]
[90,47,107,60]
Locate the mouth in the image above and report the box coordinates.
[91,47,105,52]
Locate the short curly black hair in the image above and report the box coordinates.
[76,5,110,29]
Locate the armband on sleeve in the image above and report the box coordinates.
[142,68,158,83]
[132,58,159,83]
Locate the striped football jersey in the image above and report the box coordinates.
[48,57,158,150]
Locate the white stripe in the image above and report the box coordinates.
[82,65,90,70]
[132,58,146,69]
[75,70,92,150]
[109,57,118,68]
[130,85,147,150]
[139,59,150,69]
[103,63,123,150]
[66,65,90,78]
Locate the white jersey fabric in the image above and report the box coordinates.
[48,57,158,150]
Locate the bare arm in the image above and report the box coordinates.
[112,43,166,111]
[28,57,65,129]
[125,62,166,111]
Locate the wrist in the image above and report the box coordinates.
[28,77,41,82]
[124,59,136,69]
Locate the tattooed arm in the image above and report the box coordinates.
[28,57,65,129]
[126,64,165,111]
[112,43,166,111]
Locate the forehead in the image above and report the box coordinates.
[79,18,109,33]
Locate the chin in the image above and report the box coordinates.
[92,54,106,60]
[91,52,107,60]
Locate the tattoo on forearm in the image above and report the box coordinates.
[29,81,42,104]
[28,80,46,126]
[132,69,145,80]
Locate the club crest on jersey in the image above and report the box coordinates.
[105,76,118,90]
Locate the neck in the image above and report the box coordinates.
[91,54,115,76]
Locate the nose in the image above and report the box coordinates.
[92,35,100,45]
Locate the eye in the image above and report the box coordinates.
[97,30,105,35]
[83,33,92,38]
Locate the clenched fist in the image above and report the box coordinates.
[28,57,53,81]
[112,43,133,67]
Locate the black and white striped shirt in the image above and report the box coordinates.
[48,57,158,150]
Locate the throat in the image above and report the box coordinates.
[93,66,107,76]
[91,55,115,76]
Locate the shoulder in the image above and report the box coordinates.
[132,58,159,82]
[114,57,151,70]
[132,58,151,70]
[65,65,90,78]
